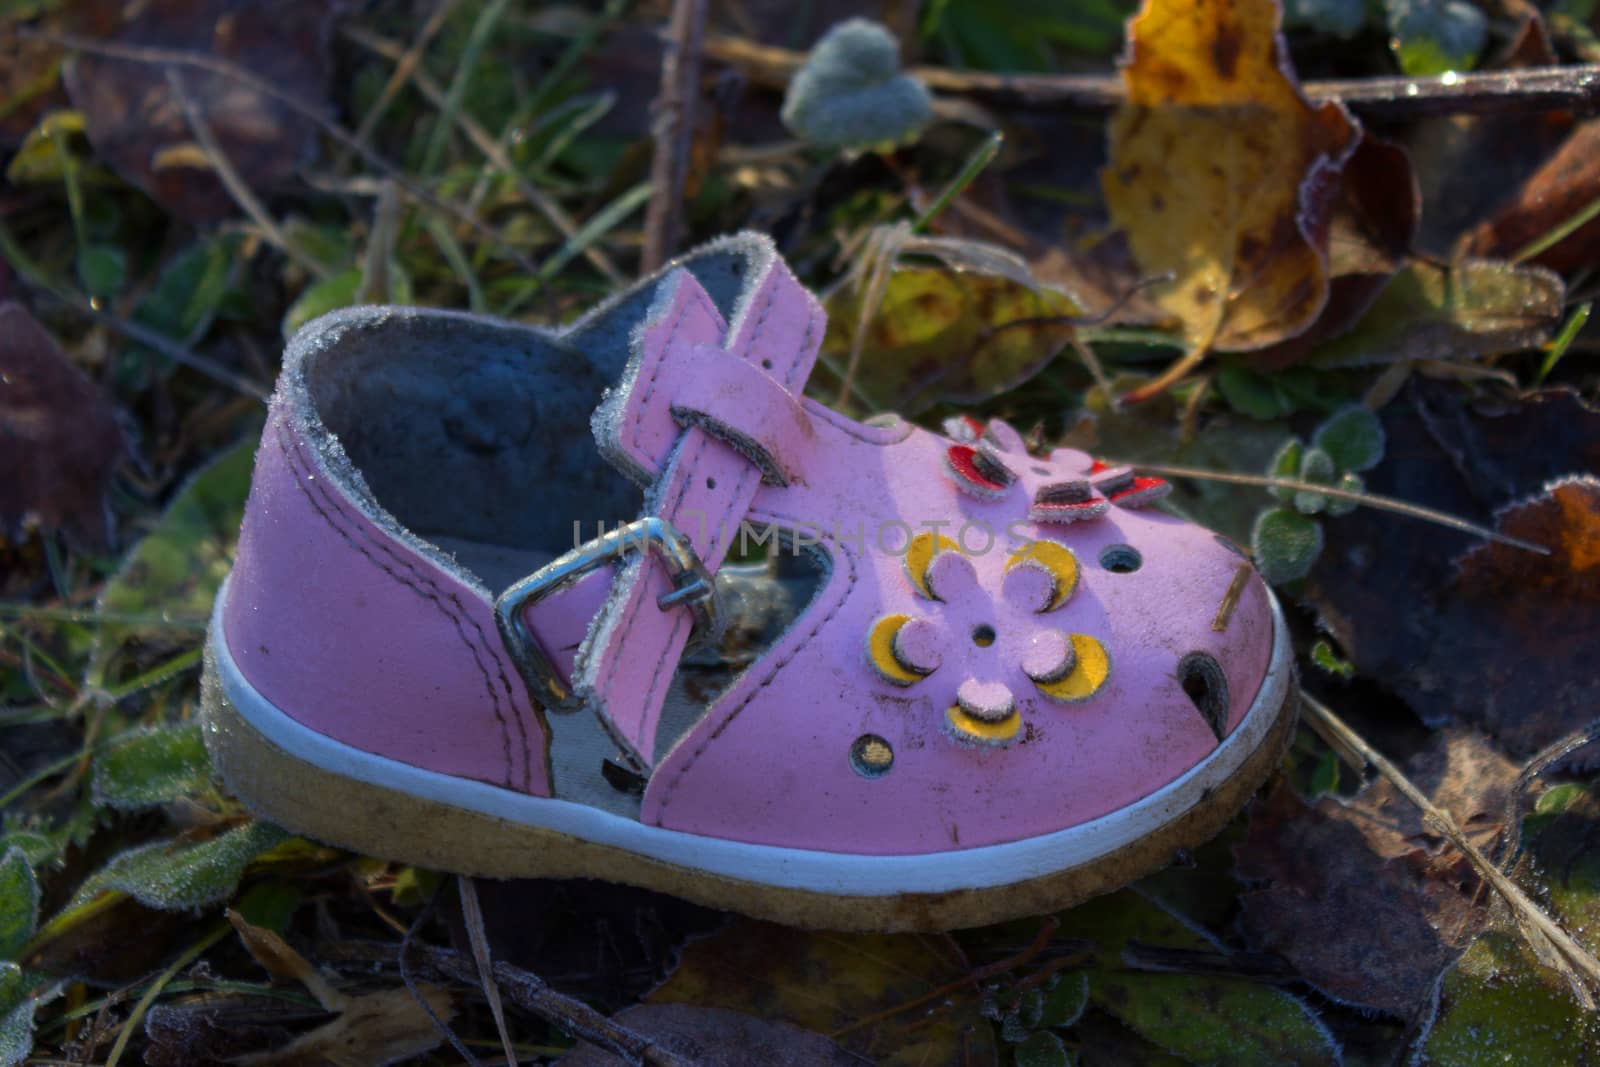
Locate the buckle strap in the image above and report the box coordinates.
[495,517,718,713]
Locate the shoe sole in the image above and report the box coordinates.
[201,582,1297,932]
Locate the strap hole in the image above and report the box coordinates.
[849,734,895,778]
[1178,652,1229,741]
[972,624,996,647]
[1100,544,1143,573]
[761,358,773,369]
[705,476,717,490]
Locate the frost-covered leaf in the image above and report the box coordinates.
[563,1005,857,1066]
[1385,0,1487,76]
[1325,471,1362,517]
[1037,971,1088,1029]
[1294,446,1336,514]
[91,724,212,811]
[1313,405,1385,473]
[1306,258,1564,368]
[0,964,58,1067]
[1252,506,1323,584]
[77,820,287,911]
[1058,891,1338,1065]
[819,266,1080,414]
[1267,437,1304,504]
[780,19,931,149]
[0,851,37,960]
[1419,931,1600,1063]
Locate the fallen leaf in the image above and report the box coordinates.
[1297,257,1564,368]
[62,0,342,223]
[1461,120,1600,275]
[649,918,999,1066]
[90,724,212,812]
[1056,891,1340,1065]
[1233,733,1517,1019]
[143,994,312,1067]
[1309,385,1600,755]
[236,985,452,1067]
[1419,930,1600,1065]
[818,266,1080,415]
[1251,132,1421,368]
[74,819,287,911]
[560,1004,858,1065]
[0,302,126,548]
[1103,0,1359,352]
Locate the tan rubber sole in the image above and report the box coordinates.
[201,647,1296,932]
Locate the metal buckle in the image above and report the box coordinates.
[494,517,719,713]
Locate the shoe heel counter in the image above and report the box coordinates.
[221,409,551,796]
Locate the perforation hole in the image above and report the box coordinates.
[849,734,895,778]
[972,624,996,647]
[1100,544,1143,573]
[1178,653,1229,741]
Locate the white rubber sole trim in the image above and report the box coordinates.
[206,581,1292,898]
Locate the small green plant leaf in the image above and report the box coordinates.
[1037,971,1088,1029]
[283,268,362,338]
[0,965,58,1067]
[1253,507,1324,584]
[76,243,125,300]
[0,850,38,959]
[1014,1029,1072,1067]
[1324,471,1363,517]
[1385,0,1487,76]
[1217,365,1296,421]
[1420,931,1600,1063]
[0,834,56,871]
[1312,405,1385,473]
[76,820,287,911]
[93,436,256,680]
[781,19,931,149]
[1267,437,1304,504]
[91,724,212,811]
[1293,447,1336,514]
[1060,892,1339,1065]
[129,236,242,371]
[1309,639,1355,678]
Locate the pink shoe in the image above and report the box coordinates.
[202,233,1295,931]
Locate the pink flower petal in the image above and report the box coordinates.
[956,677,1015,722]
[1001,560,1055,613]
[926,548,980,603]
[1022,630,1075,683]
[893,617,944,674]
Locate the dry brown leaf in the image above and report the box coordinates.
[0,302,125,548]
[559,1004,858,1066]
[1104,0,1359,359]
[62,0,342,223]
[236,985,453,1067]
[1462,120,1600,278]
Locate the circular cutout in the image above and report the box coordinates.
[705,476,717,490]
[972,624,997,647]
[1100,544,1143,573]
[849,734,895,778]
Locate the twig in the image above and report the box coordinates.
[1106,460,1552,555]
[350,0,460,151]
[342,25,625,286]
[705,35,1600,119]
[641,0,710,272]
[334,939,696,1067]
[457,877,518,1067]
[165,67,330,281]
[1300,689,1600,1010]
[34,289,271,401]
[1495,719,1600,870]
[26,28,546,280]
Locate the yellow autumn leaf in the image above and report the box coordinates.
[1104,0,1359,364]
